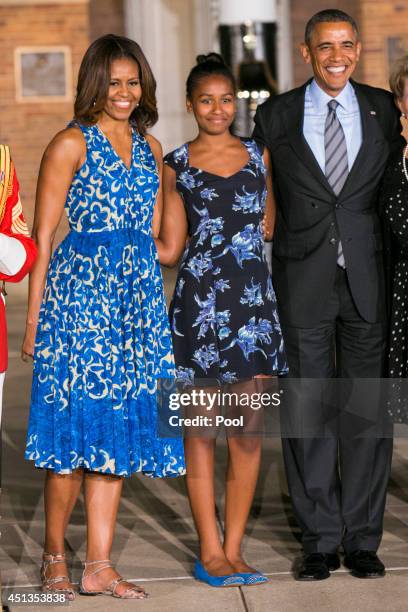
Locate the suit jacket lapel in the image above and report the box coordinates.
[282,81,334,197]
[339,81,377,199]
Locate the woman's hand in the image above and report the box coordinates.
[147,134,164,238]
[155,164,188,266]
[21,321,37,361]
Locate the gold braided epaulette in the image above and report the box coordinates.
[0,144,12,226]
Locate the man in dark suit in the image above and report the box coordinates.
[253,9,403,580]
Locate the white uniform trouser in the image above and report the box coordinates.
[0,233,27,426]
[0,371,4,426]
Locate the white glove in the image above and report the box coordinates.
[0,232,26,275]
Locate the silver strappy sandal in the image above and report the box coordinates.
[40,552,75,601]
[79,559,148,599]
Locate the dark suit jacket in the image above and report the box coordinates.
[253,79,404,328]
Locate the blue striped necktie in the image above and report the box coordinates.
[324,99,348,268]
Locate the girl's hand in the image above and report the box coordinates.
[21,322,37,361]
[262,214,273,241]
[262,148,276,242]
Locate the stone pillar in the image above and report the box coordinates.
[192,0,219,54]
[124,0,197,152]
[276,0,294,92]
[219,0,276,24]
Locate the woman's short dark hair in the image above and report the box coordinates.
[186,53,236,99]
[389,55,408,99]
[74,33,157,134]
[305,9,359,46]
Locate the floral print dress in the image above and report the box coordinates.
[164,138,288,384]
[25,123,186,477]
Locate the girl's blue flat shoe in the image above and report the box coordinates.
[238,572,269,585]
[194,560,245,587]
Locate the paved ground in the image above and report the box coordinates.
[2,277,408,611]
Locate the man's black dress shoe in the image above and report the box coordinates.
[296,553,340,581]
[344,550,385,578]
[326,553,340,571]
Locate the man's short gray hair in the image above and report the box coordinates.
[305,9,359,46]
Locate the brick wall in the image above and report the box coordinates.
[89,0,124,41]
[359,0,408,89]
[290,0,408,89]
[0,2,89,241]
[290,0,362,87]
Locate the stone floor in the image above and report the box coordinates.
[2,278,408,611]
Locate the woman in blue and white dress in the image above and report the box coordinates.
[22,35,185,600]
[156,54,287,587]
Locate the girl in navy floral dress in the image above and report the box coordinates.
[156,54,287,587]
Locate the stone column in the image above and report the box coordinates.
[124,0,197,151]
[192,0,219,54]
[276,0,294,91]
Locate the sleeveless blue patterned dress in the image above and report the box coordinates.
[25,123,185,478]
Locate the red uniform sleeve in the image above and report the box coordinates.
[0,165,37,282]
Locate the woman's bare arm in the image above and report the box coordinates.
[22,128,85,358]
[146,134,164,238]
[154,164,188,267]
